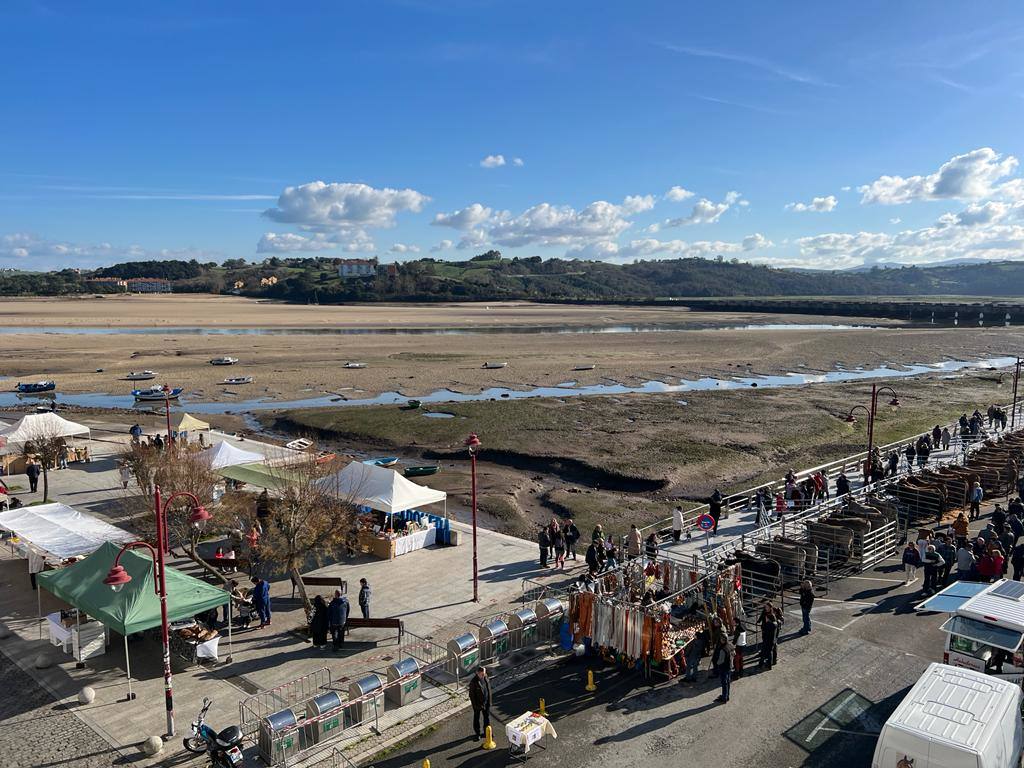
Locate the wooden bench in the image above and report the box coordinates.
[291,574,347,599]
[344,617,404,643]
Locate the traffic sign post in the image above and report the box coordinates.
[697,513,715,549]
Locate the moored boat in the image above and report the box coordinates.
[124,370,157,381]
[482,361,508,369]
[16,380,56,393]
[401,400,422,410]
[362,456,399,467]
[209,357,239,366]
[573,364,596,371]
[221,376,253,385]
[403,465,440,478]
[132,385,183,401]
[343,362,367,369]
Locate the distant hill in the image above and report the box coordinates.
[3,251,1024,301]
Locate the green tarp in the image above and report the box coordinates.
[36,541,228,636]
[216,461,299,491]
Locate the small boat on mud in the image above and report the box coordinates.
[209,357,239,366]
[403,465,440,478]
[16,380,56,394]
[221,376,253,385]
[132,385,182,401]
[124,370,157,381]
[401,400,422,410]
[363,457,400,468]
[343,362,367,369]
[573,364,596,371]
[482,362,508,369]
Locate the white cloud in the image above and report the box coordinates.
[663,191,742,226]
[665,186,695,202]
[742,233,773,250]
[262,181,429,231]
[949,201,1010,226]
[0,232,220,270]
[889,217,902,224]
[785,195,837,213]
[257,232,334,253]
[568,233,772,262]
[840,185,852,192]
[488,199,637,248]
[431,203,494,231]
[389,243,421,254]
[512,157,524,167]
[457,229,490,250]
[480,154,506,168]
[430,239,453,253]
[858,147,1019,205]
[621,194,656,214]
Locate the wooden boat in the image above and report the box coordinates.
[221,376,253,385]
[403,465,440,478]
[209,357,239,366]
[315,451,337,465]
[15,381,56,393]
[124,370,157,381]
[363,457,400,468]
[286,437,314,451]
[401,400,422,410]
[343,362,367,369]
[573,364,596,371]
[132,385,183,401]
[482,362,508,369]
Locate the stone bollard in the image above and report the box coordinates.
[78,686,96,704]
[0,624,11,640]
[34,653,52,669]
[141,736,163,756]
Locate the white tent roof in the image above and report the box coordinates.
[0,412,91,454]
[177,413,210,432]
[197,441,266,470]
[317,461,446,514]
[0,503,134,560]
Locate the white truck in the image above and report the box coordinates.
[872,662,1023,768]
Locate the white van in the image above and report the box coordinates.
[872,663,1023,768]
[919,580,1024,680]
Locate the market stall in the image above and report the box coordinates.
[506,711,557,757]
[317,461,449,558]
[215,462,300,492]
[176,413,211,445]
[197,441,266,470]
[36,541,231,695]
[0,412,92,472]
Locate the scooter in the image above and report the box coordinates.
[183,698,245,767]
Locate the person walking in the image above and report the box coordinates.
[709,489,723,535]
[250,577,271,628]
[563,519,580,560]
[328,589,349,651]
[468,667,492,740]
[129,423,143,443]
[936,535,956,586]
[118,461,133,489]
[757,606,778,670]
[952,513,970,548]
[309,594,329,648]
[681,624,708,684]
[551,525,566,570]
[585,540,603,575]
[902,542,921,585]
[357,578,371,619]
[712,635,734,703]
[672,506,684,543]
[799,581,815,634]
[969,482,984,520]
[25,457,40,493]
[538,525,550,568]
[732,617,746,679]
[627,524,642,560]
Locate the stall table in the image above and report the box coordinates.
[505,711,557,758]
[46,611,107,662]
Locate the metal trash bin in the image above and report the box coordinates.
[258,708,302,765]
[536,597,565,640]
[386,657,422,708]
[479,618,509,662]
[508,608,538,649]
[305,691,344,744]
[347,674,384,726]
[446,632,479,676]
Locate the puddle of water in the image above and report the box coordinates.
[556,381,578,388]
[1,356,1014,414]
[422,412,456,419]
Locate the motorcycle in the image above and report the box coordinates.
[183,698,245,767]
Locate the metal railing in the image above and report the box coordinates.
[239,666,332,739]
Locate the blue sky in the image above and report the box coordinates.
[2,0,1023,270]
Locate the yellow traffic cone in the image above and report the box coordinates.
[585,669,597,691]
[423,761,431,768]
[482,725,497,750]
[538,697,547,716]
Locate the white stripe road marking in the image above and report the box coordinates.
[806,692,859,743]
[808,598,879,607]
[844,576,906,583]
[811,726,879,737]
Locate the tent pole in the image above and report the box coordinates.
[124,635,135,701]
[37,587,42,640]
[226,599,234,663]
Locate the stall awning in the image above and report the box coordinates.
[917,581,991,613]
[316,461,446,514]
[177,413,210,432]
[197,441,266,470]
[37,541,228,636]
[0,412,91,454]
[0,503,134,560]
[216,462,300,491]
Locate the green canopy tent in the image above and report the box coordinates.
[216,461,300,491]
[37,541,231,697]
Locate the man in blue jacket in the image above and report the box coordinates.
[328,589,349,651]
[250,577,271,628]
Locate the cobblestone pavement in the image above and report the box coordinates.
[0,651,121,768]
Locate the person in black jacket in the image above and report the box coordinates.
[799,581,815,634]
[758,606,778,670]
[328,589,349,651]
[709,490,723,534]
[835,472,850,497]
[563,519,580,561]
[310,594,329,648]
[25,458,40,493]
[468,667,492,739]
[357,578,371,620]
[712,635,735,703]
[538,526,550,568]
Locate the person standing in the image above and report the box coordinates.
[551,525,566,570]
[585,541,602,575]
[357,578,371,619]
[709,489,723,535]
[627,524,642,560]
[129,423,143,443]
[328,589,349,651]
[799,581,815,634]
[941,427,951,451]
[538,526,550,568]
[468,667,492,740]
[757,606,778,670]
[952,513,970,548]
[956,543,976,581]
[712,635,734,703]
[310,595,329,648]
[922,545,945,595]
[251,576,271,628]
[935,535,956,586]
[644,533,658,564]
[118,461,133,489]
[563,519,580,561]
[25,457,40,493]
[1012,541,1024,581]
[835,472,850,497]
[969,482,983,520]
[732,617,746,679]
[902,542,921,585]
[681,624,708,684]
[672,506,684,543]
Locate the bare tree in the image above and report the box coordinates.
[24,434,68,503]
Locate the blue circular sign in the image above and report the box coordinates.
[697,514,715,531]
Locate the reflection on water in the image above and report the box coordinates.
[0,356,1014,415]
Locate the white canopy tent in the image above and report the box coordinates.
[0,503,134,561]
[196,441,266,470]
[317,461,447,514]
[0,412,91,454]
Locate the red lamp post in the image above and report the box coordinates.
[102,486,210,737]
[465,433,481,603]
[1012,357,1021,431]
[843,383,901,460]
[162,384,174,447]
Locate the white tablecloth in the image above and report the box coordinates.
[47,613,72,650]
[505,712,557,752]
[195,635,220,661]
[393,525,436,557]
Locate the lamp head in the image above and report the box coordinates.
[844,413,857,424]
[103,564,132,592]
[189,504,212,529]
[888,396,901,411]
[464,433,482,453]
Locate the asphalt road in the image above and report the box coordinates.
[369,554,947,768]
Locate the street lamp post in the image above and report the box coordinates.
[162,384,173,447]
[464,433,481,603]
[1012,357,1021,431]
[101,486,210,738]
[843,383,901,463]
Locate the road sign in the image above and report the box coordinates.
[697,514,715,531]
